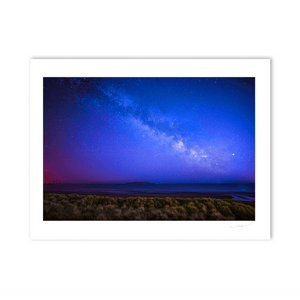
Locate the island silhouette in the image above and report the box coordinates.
[123,182,155,185]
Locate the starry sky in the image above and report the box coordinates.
[43,77,255,184]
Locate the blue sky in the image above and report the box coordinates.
[44,77,255,183]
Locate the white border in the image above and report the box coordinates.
[30,59,270,240]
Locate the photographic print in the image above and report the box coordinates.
[43,76,255,221]
[30,59,270,239]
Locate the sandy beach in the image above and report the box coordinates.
[44,190,236,199]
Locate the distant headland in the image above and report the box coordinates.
[124,181,155,185]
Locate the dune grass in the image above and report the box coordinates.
[44,193,255,221]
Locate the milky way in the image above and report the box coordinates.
[43,77,255,183]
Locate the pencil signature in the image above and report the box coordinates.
[230,224,253,228]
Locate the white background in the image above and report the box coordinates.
[1,1,299,299]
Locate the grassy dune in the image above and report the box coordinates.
[44,193,255,221]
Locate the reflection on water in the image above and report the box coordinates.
[44,183,255,201]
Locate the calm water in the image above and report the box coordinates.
[44,183,255,201]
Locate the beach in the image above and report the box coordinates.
[44,190,236,199]
[43,183,255,201]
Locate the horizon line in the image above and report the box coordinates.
[44,181,255,184]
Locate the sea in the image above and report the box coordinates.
[44,183,255,201]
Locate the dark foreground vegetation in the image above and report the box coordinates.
[44,193,255,221]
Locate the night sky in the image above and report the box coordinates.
[43,77,255,184]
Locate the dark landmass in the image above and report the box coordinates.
[44,193,255,221]
[43,190,235,199]
[123,181,155,185]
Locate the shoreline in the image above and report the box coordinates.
[44,190,254,201]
